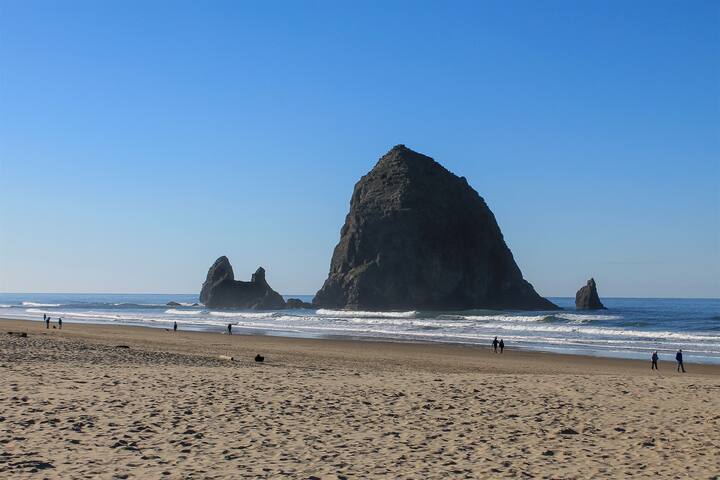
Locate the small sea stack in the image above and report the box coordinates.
[285,298,314,309]
[575,278,606,310]
[200,256,286,310]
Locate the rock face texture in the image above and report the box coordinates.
[575,278,606,310]
[200,256,286,309]
[313,145,558,311]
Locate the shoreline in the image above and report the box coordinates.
[4,316,720,368]
[2,317,719,376]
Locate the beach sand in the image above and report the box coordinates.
[1,318,719,479]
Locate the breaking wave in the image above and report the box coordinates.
[209,311,278,319]
[316,309,417,318]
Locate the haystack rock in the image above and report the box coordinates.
[313,145,558,311]
[575,278,606,310]
[200,256,286,309]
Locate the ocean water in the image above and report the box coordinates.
[1,293,718,364]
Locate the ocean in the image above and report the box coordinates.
[1,293,718,364]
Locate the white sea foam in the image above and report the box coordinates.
[165,309,202,315]
[471,321,719,342]
[22,302,61,307]
[459,314,551,323]
[0,304,11,308]
[555,313,622,322]
[316,309,417,319]
[209,311,277,319]
[345,317,471,328]
[26,308,156,323]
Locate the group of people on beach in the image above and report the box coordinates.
[492,337,505,353]
[42,313,62,330]
[490,332,687,373]
[652,349,687,373]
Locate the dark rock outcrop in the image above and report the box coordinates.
[200,256,286,309]
[286,298,314,309]
[575,278,605,310]
[313,145,558,311]
[166,301,181,307]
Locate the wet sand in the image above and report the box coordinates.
[1,318,719,479]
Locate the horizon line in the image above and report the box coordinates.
[1,292,718,301]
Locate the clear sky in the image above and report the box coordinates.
[0,0,718,298]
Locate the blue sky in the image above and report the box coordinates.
[0,0,718,297]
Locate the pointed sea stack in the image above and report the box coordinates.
[575,278,606,310]
[200,256,286,309]
[313,145,558,311]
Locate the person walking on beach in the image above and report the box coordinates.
[227,323,232,335]
[492,337,499,353]
[173,321,177,333]
[43,313,46,323]
[45,316,50,329]
[58,317,62,330]
[651,351,659,370]
[499,339,505,353]
[676,349,686,373]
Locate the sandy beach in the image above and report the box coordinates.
[1,319,719,479]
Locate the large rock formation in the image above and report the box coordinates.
[575,278,606,310]
[313,145,558,311]
[200,256,286,309]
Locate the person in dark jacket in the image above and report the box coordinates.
[492,337,499,353]
[499,339,505,353]
[675,349,686,373]
[173,321,178,332]
[651,351,659,370]
[58,317,63,330]
[227,323,232,335]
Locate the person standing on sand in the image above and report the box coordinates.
[651,351,659,370]
[499,339,505,353]
[173,321,177,333]
[227,323,232,335]
[58,318,63,330]
[45,316,50,329]
[43,313,46,323]
[492,337,499,353]
[676,349,686,373]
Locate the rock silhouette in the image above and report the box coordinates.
[200,257,286,309]
[575,278,606,310]
[285,298,314,309]
[313,145,558,311]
